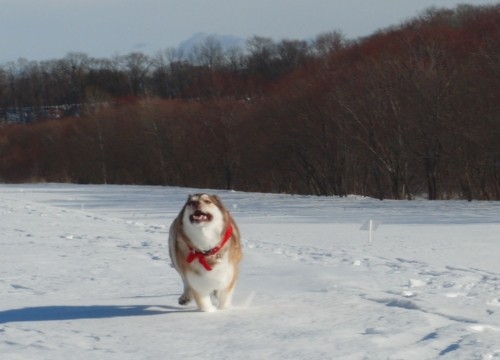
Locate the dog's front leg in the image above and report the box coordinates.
[178,285,193,305]
[215,287,234,310]
[193,290,216,312]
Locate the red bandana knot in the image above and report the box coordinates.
[186,224,234,271]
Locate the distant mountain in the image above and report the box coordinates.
[177,32,246,54]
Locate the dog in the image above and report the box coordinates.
[168,193,242,312]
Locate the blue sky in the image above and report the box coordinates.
[1,0,498,62]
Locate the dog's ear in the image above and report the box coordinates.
[212,195,228,211]
[212,195,222,205]
[178,195,192,225]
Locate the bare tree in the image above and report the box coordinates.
[198,35,225,70]
[119,52,151,96]
[313,31,346,58]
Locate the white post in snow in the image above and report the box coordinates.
[369,219,373,243]
[360,219,380,243]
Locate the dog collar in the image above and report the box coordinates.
[186,224,234,271]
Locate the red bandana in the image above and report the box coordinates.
[186,224,234,271]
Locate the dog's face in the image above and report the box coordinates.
[182,194,225,226]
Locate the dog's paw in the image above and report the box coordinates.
[199,305,217,312]
[178,294,191,305]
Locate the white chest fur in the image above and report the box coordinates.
[186,252,234,294]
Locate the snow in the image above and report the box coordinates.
[1,183,499,360]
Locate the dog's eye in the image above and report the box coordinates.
[203,199,212,204]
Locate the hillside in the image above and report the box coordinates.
[1,4,500,199]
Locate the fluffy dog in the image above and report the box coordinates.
[168,193,242,312]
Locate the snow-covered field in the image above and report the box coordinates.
[1,183,499,360]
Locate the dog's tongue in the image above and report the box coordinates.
[193,210,208,220]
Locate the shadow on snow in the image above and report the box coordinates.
[0,304,194,324]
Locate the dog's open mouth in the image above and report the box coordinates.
[190,210,213,223]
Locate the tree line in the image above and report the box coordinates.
[0,33,318,114]
[1,4,499,200]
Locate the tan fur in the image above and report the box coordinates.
[168,194,242,311]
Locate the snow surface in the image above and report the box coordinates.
[1,183,499,360]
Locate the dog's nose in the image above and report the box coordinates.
[189,200,200,208]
